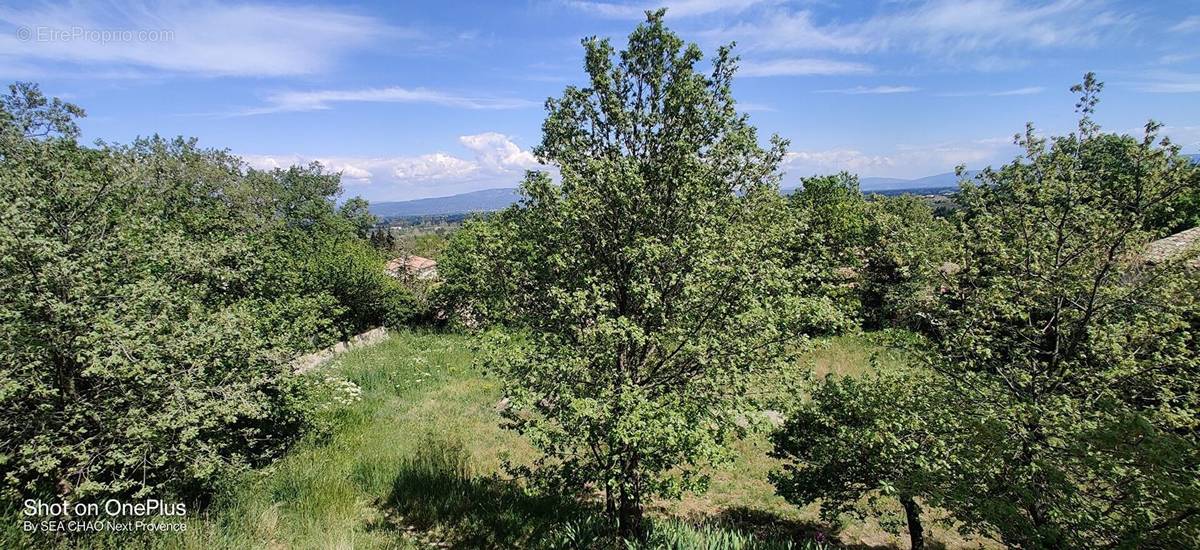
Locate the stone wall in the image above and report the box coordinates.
[292,326,389,374]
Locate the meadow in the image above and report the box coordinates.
[3,331,995,549]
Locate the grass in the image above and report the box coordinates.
[9,330,989,549]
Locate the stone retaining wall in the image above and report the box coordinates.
[293,326,389,373]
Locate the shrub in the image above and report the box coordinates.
[0,83,405,505]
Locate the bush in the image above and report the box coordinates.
[858,195,953,330]
[0,83,407,505]
[288,236,417,337]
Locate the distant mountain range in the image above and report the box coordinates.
[859,170,981,191]
[370,159,1198,219]
[369,188,522,218]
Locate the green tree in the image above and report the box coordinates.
[337,196,377,238]
[771,365,966,550]
[436,212,525,328]
[922,74,1200,547]
[0,91,310,501]
[859,195,954,330]
[790,172,873,262]
[0,81,85,140]
[0,83,409,504]
[479,11,842,539]
[786,173,873,322]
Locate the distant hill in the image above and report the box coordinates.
[369,188,521,218]
[364,168,1079,219]
[860,170,982,191]
[368,155,1200,219]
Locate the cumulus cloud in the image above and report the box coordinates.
[391,153,478,181]
[459,132,540,171]
[242,132,545,200]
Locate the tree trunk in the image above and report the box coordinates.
[900,494,925,550]
[617,492,644,541]
[617,453,644,541]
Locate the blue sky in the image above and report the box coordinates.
[1,0,1198,201]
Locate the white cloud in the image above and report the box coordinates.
[242,132,545,200]
[238,87,537,115]
[563,0,768,19]
[336,163,373,181]
[782,138,1016,180]
[705,1,1132,69]
[242,155,378,182]
[459,132,540,171]
[783,149,896,174]
[391,153,479,181]
[863,0,1130,54]
[1130,72,1200,94]
[0,1,403,77]
[739,58,872,77]
[939,86,1046,97]
[700,10,869,53]
[1170,15,1200,33]
[989,86,1045,96]
[817,85,917,95]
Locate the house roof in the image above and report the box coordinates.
[1144,226,1200,269]
[386,255,437,274]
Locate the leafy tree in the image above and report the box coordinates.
[286,236,416,334]
[406,232,450,260]
[1,102,300,501]
[338,196,377,238]
[784,176,954,331]
[790,172,873,263]
[786,173,872,321]
[436,212,525,328]
[0,82,85,140]
[771,365,967,550]
[0,83,408,504]
[921,74,1200,547]
[859,195,954,330]
[479,11,843,539]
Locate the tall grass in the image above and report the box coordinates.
[3,330,918,549]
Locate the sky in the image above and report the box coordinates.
[1,0,1198,202]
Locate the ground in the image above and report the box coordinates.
[28,331,997,549]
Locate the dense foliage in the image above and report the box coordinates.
[773,75,1200,549]
[771,364,963,550]
[3,12,1195,549]
[918,75,1200,547]
[0,83,412,504]
[448,11,845,538]
[785,173,954,331]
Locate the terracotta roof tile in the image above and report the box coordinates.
[1144,227,1200,269]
